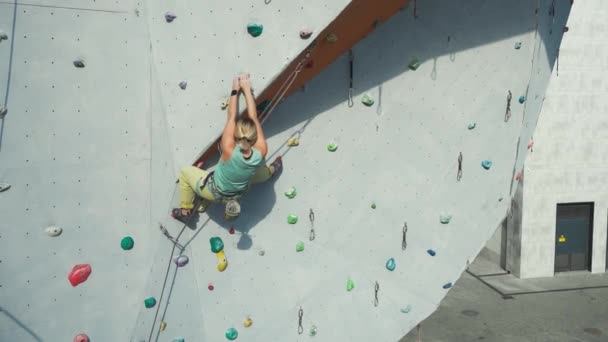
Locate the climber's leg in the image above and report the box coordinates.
[178,166,215,212]
[251,156,282,184]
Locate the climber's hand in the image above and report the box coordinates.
[239,73,252,92]
[232,77,240,91]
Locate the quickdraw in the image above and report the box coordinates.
[309,208,316,241]
[505,90,512,122]
[457,152,463,181]
[374,281,380,307]
[298,307,304,334]
[402,222,408,251]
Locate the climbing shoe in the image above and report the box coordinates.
[171,208,192,224]
[270,156,283,174]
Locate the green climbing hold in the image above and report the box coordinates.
[120,236,134,250]
[408,58,420,70]
[468,123,476,130]
[519,95,526,104]
[440,214,452,224]
[371,202,377,209]
[225,328,238,340]
[296,241,305,252]
[327,142,338,152]
[172,339,185,342]
[210,237,224,253]
[346,279,355,291]
[361,94,375,106]
[287,214,298,224]
[481,160,492,170]
[284,187,297,199]
[386,258,396,271]
[309,325,318,336]
[247,23,263,37]
[144,297,156,309]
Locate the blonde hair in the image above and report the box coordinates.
[235,118,258,151]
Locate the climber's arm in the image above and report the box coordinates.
[243,89,268,158]
[220,81,239,161]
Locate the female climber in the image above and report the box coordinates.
[172,73,282,222]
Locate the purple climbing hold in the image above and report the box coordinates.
[179,81,188,90]
[174,255,189,267]
[165,11,177,23]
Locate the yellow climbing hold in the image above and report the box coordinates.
[243,317,253,328]
[160,321,167,332]
[216,250,227,272]
[287,137,299,146]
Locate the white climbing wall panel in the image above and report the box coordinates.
[0,1,571,342]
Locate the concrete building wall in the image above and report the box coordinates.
[520,0,608,278]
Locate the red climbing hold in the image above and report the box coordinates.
[229,226,235,234]
[73,333,89,342]
[68,264,92,287]
[208,284,214,291]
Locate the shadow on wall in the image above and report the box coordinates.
[0,306,43,342]
[261,0,570,139]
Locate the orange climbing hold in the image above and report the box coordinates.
[68,264,92,287]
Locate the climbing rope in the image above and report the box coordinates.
[298,307,304,334]
[402,222,408,250]
[556,48,560,77]
[413,0,419,18]
[308,208,315,241]
[504,90,512,122]
[374,281,380,307]
[457,152,463,181]
[549,0,556,34]
[348,49,354,107]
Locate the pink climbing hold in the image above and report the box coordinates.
[73,333,89,342]
[515,172,522,181]
[68,264,92,287]
[208,284,214,291]
[527,139,534,151]
[229,226,235,235]
[196,161,204,168]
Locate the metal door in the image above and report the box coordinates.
[555,203,594,272]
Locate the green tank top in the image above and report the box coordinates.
[213,147,264,195]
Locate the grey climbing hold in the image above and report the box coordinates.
[408,58,420,70]
[514,41,522,49]
[385,258,396,271]
[361,94,375,106]
[179,81,188,90]
[258,249,265,256]
[174,255,189,267]
[247,23,263,37]
[0,182,11,192]
[300,29,313,39]
[518,95,526,104]
[443,282,453,289]
[439,214,452,224]
[45,225,63,237]
[467,122,476,130]
[309,325,318,336]
[0,105,6,117]
[73,59,85,68]
[400,304,412,313]
[0,31,8,41]
[165,11,177,22]
[481,160,492,170]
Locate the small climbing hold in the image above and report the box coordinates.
[408,58,420,70]
[216,250,228,272]
[208,284,214,291]
[160,321,167,331]
[515,171,522,181]
[439,214,452,224]
[514,41,522,50]
[144,296,157,308]
[287,214,298,224]
[221,97,230,110]
[68,264,92,287]
[73,59,85,68]
[73,333,89,342]
[284,187,297,199]
[371,202,376,209]
[325,33,338,43]
[400,305,412,313]
[165,11,176,22]
[0,31,8,41]
[179,81,188,90]
[258,249,265,256]
[527,139,534,150]
[247,23,263,37]
[498,197,503,202]
[361,94,375,106]
[481,160,492,170]
[427,249,436,256]
[327,142,338,152]
[225,327,238,340]
[174,255,189,267]
[309,325,318,337]
[467,122,476,130]
[172,339,185,342]
[210,237,224,253]
[0,182,11,192]
[44,225,62,237]
[0,105,6,117]
[518,95,526,104]
[287,137,299,146]
[121,236,134,250]
[305,60,314,69]
[443,282,453,289]
[346,279,355,291]
[300,29,313,39]
[229,226,235,234]
[563,26,569,33]
[385,258,396,271]
[243,317,253,328]
[296,241,305,252]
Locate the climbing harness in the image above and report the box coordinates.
[504,90,512,122]
[298,307,304,334]
[348,49,354,107]
[308,208,315,241]
[402,222,408,250]
[374,281,380,307]
[457,152,463,181]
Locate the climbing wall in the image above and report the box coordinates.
[181,0,571,341]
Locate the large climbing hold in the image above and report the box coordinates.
[73,333,89,342]
[216,250,228,272]
[0,182,10,192]
[68,264,92,287]
[45,225,63,237]
[144,296,157,308]
[210,237,224,253]
[247,23,263,37]
[481,160,492,170]
[225,328,238,340]
[165,11,177,22]
[121,236,134,250]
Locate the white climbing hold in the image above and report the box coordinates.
[439,214,452,224]
[45,226,63,237]
[0,182,10,192]
[179,81,187,90]
[165,11,177,22]
[174,255,189,267]
[221,97,230,110]
[299,29,313,39]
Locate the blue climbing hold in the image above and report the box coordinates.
[481,160,492,170]
[427,249,436,257]
[385,258,396,271]
[443,282,453,289]
[518,95,526,104]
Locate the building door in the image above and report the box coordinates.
[554,203,594,273]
